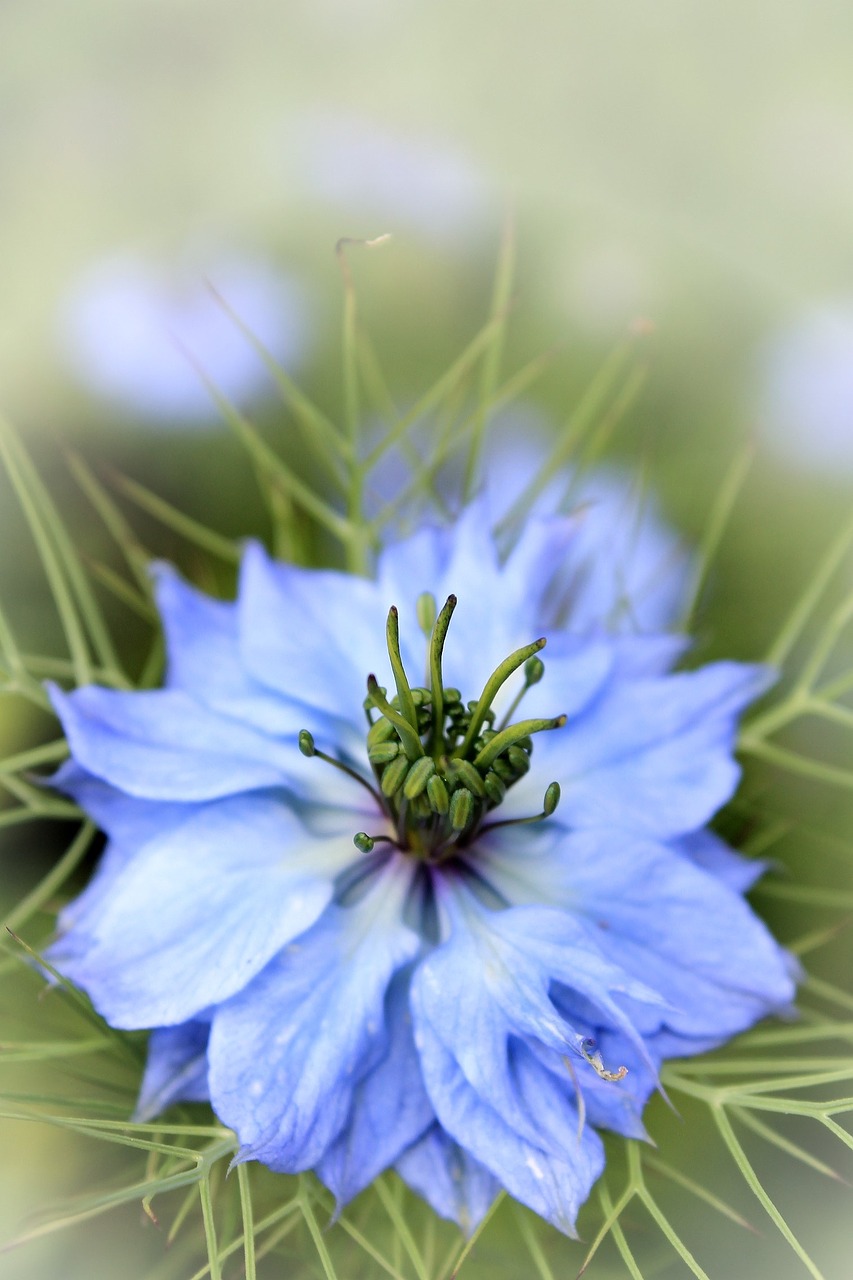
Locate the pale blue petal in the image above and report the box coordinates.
[524,1034,653,1140]
[511,638,613,726]
[48,683,293,801]
[556,469,691,635]
[316,969,433,1207]
[505,662,774,837]
[395,1125,501,1234]
[134,1020,210,1122]
[473,826,794,1041]
[48,794,347,1027]
[559,829,796,1037]
[676,828,768,892]
[375,503,543,698]
[48,680,369,811]
[414,1026,604,1235]
[155,563,307,736]
[238,542,380,723]
[411,890,661,1151]
[50,761,192,844]
[209,859,420,1173]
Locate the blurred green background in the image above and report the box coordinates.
[3,1,853,1277]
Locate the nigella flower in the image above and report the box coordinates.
[45,494,796,1235]
[56,249,309,425]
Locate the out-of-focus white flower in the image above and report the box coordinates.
[56,250,309,425]
[757,302,853,475]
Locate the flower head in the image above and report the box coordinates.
[47,491,796,1235]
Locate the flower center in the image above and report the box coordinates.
[300,592,565,865]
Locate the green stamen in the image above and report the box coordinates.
[428,594,456,754]
[454,637,547,760]
[472,715,566,772]
[498,653,546,730]
[351,598,565,864]
[298,729,384,806]
[386,606,419,733]
[416,591,437,637]
[366,675,424,761]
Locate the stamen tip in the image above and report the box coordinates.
[543,781,561,815]
[298,730,316,757]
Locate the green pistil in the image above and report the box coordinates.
[428,594,456,755]
[386,606,420,735]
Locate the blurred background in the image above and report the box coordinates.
[3,1,853,1276]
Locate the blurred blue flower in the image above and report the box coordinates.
[757,301,853,475]
[289,111,489,243]
[46,492,795,1235]
[56,250,309,424]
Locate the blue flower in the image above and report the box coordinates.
[46,494,796,1235]
[56,249,309,425]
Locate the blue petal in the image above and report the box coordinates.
[411,890,661,1152]
[48,683,294,801]
[155,563,307,737]
[676,828,768,892]
[560,828,795,1038]
[378,502,522,694]
[504,661,774,837]
[48,793,347,1027]
[50,761,191,844]
[413,1024,604,1235]
[209,858,420,1173]
[395,1125,501,1234]
[315,968,434,1207]
[134,1020,211,1122]
[555,469,691,635]
[524,1034,653,1140]
[238,542,381,724]
[48,680,369,812]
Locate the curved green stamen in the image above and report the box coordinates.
[386,607,419,733]
[454,638,547,760]
[366,675,424,761]
[472,715,566,771]
[428,594,457,754]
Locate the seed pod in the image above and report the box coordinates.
[368,741,400,765]
[449,786,475,832]
[404,755,437,799]
[380,753,410,797]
